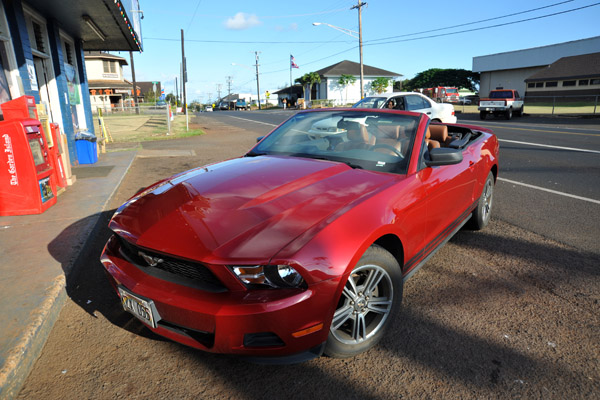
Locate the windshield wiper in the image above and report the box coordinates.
[245,150,267,157]
[300,154,363,169]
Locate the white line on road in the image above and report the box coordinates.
[498,178,600,205]
[227,115,278,127]
[499,139,600,154]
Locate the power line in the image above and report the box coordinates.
[365,0,576,44]
[363,2,600,48]
[186,0,203,34]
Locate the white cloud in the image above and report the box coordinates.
[224,13,261,30]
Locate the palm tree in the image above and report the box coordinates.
[338,74,357,104]
[295,72,321,101]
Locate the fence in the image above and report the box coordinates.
[92,105,168,116]
[453,95,599,115]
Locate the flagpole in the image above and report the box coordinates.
[289,55,292,107]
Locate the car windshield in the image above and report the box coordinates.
[352,97,388,109]
[446,88,458,94]
[249,110,420,174]
[490,91,512,99]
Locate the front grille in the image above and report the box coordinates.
[115,235,227,292]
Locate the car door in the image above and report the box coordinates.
[417,136,478,254]
[405,95,433,119]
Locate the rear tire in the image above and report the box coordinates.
[505,108,512,120]
[479,111,487,120]
[325,245,403,358]
[468,171,495,230]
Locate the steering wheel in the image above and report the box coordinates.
[369,143,403,158]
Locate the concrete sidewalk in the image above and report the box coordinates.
[0,150,136,399]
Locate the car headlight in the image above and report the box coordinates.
[231,265,306,289]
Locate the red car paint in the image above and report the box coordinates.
[101,109,498,360]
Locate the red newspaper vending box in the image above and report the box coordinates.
[0,119,57,215]
[1,95,38,120]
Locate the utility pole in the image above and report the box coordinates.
[255,51,261,110]
[226,75,233,109]
[351,1,367,99]
[129,51,139,114]
[181,29,187,116]
[216,84,222,101]
[175,76,179,107]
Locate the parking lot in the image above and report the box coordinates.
[17,112,599,399]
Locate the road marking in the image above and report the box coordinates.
[498,178,600,205]
[227,115,278,127]
[473,122,600,136]
[498,139,600,154]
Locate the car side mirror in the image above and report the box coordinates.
[256,136,264,143]
[425,147,463,167]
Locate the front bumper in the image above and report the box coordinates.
[100,235,338,357]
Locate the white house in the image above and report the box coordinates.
[84,51,138,112]
[312,60,402,105]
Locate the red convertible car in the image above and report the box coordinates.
[101,109,498,363]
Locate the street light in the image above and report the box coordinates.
[313,20,364,99]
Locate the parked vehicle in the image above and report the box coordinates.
[205,106,213,112]
[353,92,457,123]
[101,108,498,363]
[478,90,524,120]
[235,99,248,110]
[219,102,229,110]
[422,86,460,103]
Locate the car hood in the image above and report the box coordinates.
[110,156,395,263]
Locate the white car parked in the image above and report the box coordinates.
[353,92,457,124]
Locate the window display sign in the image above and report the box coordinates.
[26,59,38,91]
[65,64,80,105]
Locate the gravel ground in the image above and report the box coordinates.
[17,114,599,399]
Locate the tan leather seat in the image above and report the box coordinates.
[425,127,440,151]
[335,123,374,151]
[373,125,402,155]
[429,124,452,147]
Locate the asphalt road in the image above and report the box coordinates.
[17,112,599,399]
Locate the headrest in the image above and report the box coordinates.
[429,124,448,142]
[377,125,400,140]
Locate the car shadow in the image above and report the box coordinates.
[47,213,597,397]
[48,210,166,341]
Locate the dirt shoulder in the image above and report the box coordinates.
[18,114,599,399]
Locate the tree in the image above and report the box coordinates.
[145,89,157,104]
[295,72,321,101]
[338,74,357,104]
[404,68,480,91]
[371,77,391,94]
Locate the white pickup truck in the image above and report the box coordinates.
[478,89,524,120]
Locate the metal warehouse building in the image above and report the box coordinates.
[473,36,600,97]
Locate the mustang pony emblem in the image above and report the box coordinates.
[138,251,163,267]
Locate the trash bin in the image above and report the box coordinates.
[75,131,98,164]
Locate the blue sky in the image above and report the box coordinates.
[119,0,600,103]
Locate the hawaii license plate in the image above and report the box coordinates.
[118,286,160,328]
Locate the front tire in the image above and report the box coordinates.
[325,245,403,358]
[468,171,495,230]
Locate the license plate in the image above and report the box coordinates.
[118,286,160,328]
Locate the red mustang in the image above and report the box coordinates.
[101,109,498,362]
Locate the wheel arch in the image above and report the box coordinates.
[373,234,404,272]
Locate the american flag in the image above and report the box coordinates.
[290,55,299,69]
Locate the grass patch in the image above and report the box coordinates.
[99,114,204,143]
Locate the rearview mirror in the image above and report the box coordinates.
[256,136,264,143]
[425,147,463,167]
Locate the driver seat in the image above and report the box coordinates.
[335,122,374,151]
[373,125,402,155]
